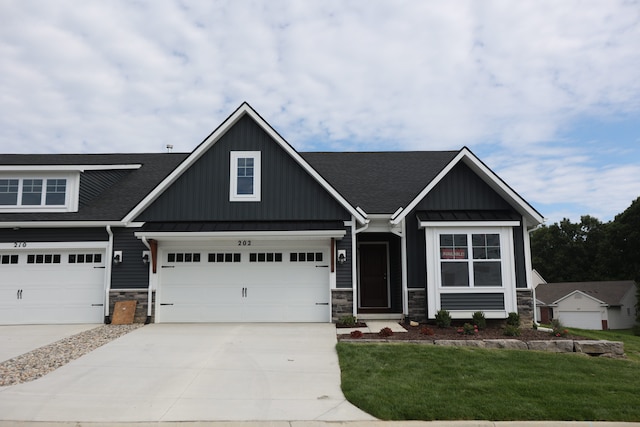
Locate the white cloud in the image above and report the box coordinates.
[0,0,639,221]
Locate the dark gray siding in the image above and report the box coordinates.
[358,233,403,313]
[513,225,527,288]
[79,170,132,208]
[336,226,352,289]
[406,161,520,292]
[111,227,149,289]
[137,115,350,222]
[0,228,107,242]
[406,215,426,289]
[417,162,513,211]
[440,293,505,310]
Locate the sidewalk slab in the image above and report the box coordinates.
[0,324,99,362]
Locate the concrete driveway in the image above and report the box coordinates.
[0,323,374,422]
[0,324,98,362]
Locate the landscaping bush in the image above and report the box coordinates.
[350,330,363,338]
[472,311,486,330]
[338,315,357,327]
[379,327,394,337]
[435,309,452,328]
[550,319,568,337]
[503,324,521,336]
[460,323,478,335]
[506,312,520,327]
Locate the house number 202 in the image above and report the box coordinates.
[238,240,251,246]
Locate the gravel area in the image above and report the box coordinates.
[0,324,143,386]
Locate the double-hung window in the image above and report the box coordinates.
[230,151,261,202]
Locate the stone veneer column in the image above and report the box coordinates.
[331,289,353,322]
[407,288,427,323]
[516,289,534,326]
[109,290,155,323]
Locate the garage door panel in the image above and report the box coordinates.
[0,248,106,325]
[558,311,602,330]
[158,244,330,323]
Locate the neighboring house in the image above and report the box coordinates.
[0,103,544,325]
[536,281,638,330]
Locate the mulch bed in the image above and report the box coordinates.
[338,321,588,342]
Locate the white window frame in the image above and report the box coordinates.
[424,226,517,319]
[0,172,79,213]
[229,151,261,202]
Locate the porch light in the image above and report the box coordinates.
[337,249,347,264]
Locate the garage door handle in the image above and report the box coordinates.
[160,303,174,306]
[161,266,175,269]
[316,302,329,305]
[316,265,329,268]
[94,266,106,269]
[91,304,103,307]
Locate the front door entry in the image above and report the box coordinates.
[359,243,389,309]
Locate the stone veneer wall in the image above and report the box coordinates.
[332,289,353,322]
[407,289,427,323]
[516,289,534,326]
[109,290,155,324]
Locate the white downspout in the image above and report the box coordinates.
[105,226,114,323]
[141,236,153,324]
[353,218,370,317]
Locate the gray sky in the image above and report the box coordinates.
[1,0,639,224]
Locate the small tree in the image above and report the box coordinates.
[472,311,487,330]
[435,309,452,328]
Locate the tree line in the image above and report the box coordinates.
[530,197,640,284]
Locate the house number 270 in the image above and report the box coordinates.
[237,240,251,246]
[14,242,27,248]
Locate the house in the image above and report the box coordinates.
[535,281,637,330]
[0,103,544,325]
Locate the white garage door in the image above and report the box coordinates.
[157,241,331,323]
[557,311,602,330]
[0,248,106,325]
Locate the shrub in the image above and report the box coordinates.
[503,325,521,336]
[420,326,434,336]
[338,315,357,327]
[435,310,452,328]
[378,327,394,337]
[350,330,363,338]
[550,319,568,337]
[506,312,520,327]
[472,311,486,330]
[461,323,478,335]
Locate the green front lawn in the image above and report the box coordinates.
[337,342,640,421]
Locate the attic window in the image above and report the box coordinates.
[0,176,75,212]
[230,151,261,202]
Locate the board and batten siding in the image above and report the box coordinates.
[110,227,149,290]
[136,115,350,222]
[405,161,527,289]
[336,225,352,289]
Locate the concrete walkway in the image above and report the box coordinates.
[0,323,374,422]
[0,324,99,362]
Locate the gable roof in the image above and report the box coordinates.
[122,103,367,224]
[536,281,637,306]
[388,147,544,226]
[0,153,187,224]
[301,151,458,214]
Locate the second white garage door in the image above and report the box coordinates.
[156,241,331,323]
[557,311,603,330]
[0,247,106,325]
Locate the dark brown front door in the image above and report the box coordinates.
[359,243,389,308]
